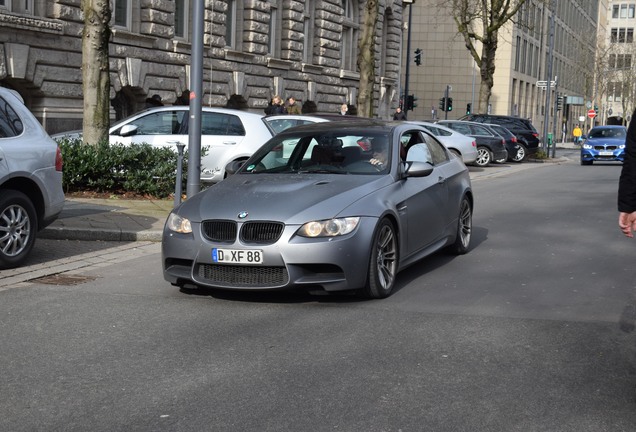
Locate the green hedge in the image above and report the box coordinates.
[57,138,189,199]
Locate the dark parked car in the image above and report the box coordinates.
[437,120,507,167]
[162,120,473,299]
[460,114,541,160]
[486,123,523,163]
[580,125,626,165]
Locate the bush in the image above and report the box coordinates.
[57,138,189,199]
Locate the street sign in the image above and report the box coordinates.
[587,109,597,119]
[536,80,556,89]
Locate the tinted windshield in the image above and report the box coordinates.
[241,130,391,175]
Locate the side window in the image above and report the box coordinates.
[201,113,246,136]
[0,97,23,138]
[470,124,495,136]
[423,134,449,165]
[406,144,431,164]
[125,111,183,135]
[450,123,471,136]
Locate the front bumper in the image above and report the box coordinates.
[580,148,625,162]
[162,217,378,293]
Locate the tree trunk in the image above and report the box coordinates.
[81,0,111,145]
[357,0,379,118]
[477,33,498,114]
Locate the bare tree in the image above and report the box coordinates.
[448,0,530,114]
[80,0,111,145]
[357,0,379,118]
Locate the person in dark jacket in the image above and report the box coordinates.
[393,107,407,120]
[618,109,636,237]
[264,95,286,115]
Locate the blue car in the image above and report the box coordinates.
[580,125,627,165]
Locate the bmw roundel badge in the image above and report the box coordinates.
[238,211,248,219]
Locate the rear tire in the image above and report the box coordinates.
[0,190,38,269]
[362,218,398,299]
[474,146,492,167]
[511,144,526,162]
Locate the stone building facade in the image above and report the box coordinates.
[0,0,405,134]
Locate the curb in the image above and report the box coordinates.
[41,227,163,242]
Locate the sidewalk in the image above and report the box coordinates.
[41,197,174,242]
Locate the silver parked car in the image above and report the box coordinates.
[0,87,65,268]
[162,120,473,299]
[407,121,478,164]
[53,106,274,184]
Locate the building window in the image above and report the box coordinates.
[0,0,32,13]
[225,0,237,48]
[341,0,359,71]
[611,27,635,43]
[303,0,315,63]
[175,0,189,39]
[113,0,131,29]
[268,0,281,57]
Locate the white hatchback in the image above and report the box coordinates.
[54,106,275,184]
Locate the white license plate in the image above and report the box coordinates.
[599,151,614,156]
[212,248,263,264]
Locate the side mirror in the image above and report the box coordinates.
[119,124,139,137]
[404,161,434,178]
[225,159,245,176]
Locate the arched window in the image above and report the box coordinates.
[341,0,359,71]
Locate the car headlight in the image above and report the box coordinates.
[298,217,360,237]
[166,213,192,234]
[620,144,626,149]
[582,144,592,149]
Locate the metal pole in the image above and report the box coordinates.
[542,0,556,155]
[403,1,413,113]
[444,85,449,120]
[186,0,204,198]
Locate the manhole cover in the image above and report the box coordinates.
[32,274,97,286]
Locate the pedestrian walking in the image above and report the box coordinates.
[286,97,301,115]
[618,109,636,237]
[393,107,407,120]
[573,124,582,144]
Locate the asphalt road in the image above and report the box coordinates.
[2,151,636,431]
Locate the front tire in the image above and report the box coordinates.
[0,190,38,269]
[448,196,472,255]
[474,146,492,167]
[363,219,398,299]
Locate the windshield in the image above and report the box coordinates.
[589,128,626,139]
[240,131,391,175]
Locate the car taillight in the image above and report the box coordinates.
[55,145,63,171]
[511,137,517,143]
[471,140,476,148]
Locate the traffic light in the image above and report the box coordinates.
[446,97,453,112]
[411,94,418,109]
[466,103,471,115]
[414,48,422,66]
[556,96,563,111]
[594,104,598,114]
[439,97,446,110]
[406,95,414,110]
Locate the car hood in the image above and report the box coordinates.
[586,137,626,145]
[178,173,393,224]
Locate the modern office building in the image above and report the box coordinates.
[601,0,636,125]
[404,0,603,139]
[0,0,405,134]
